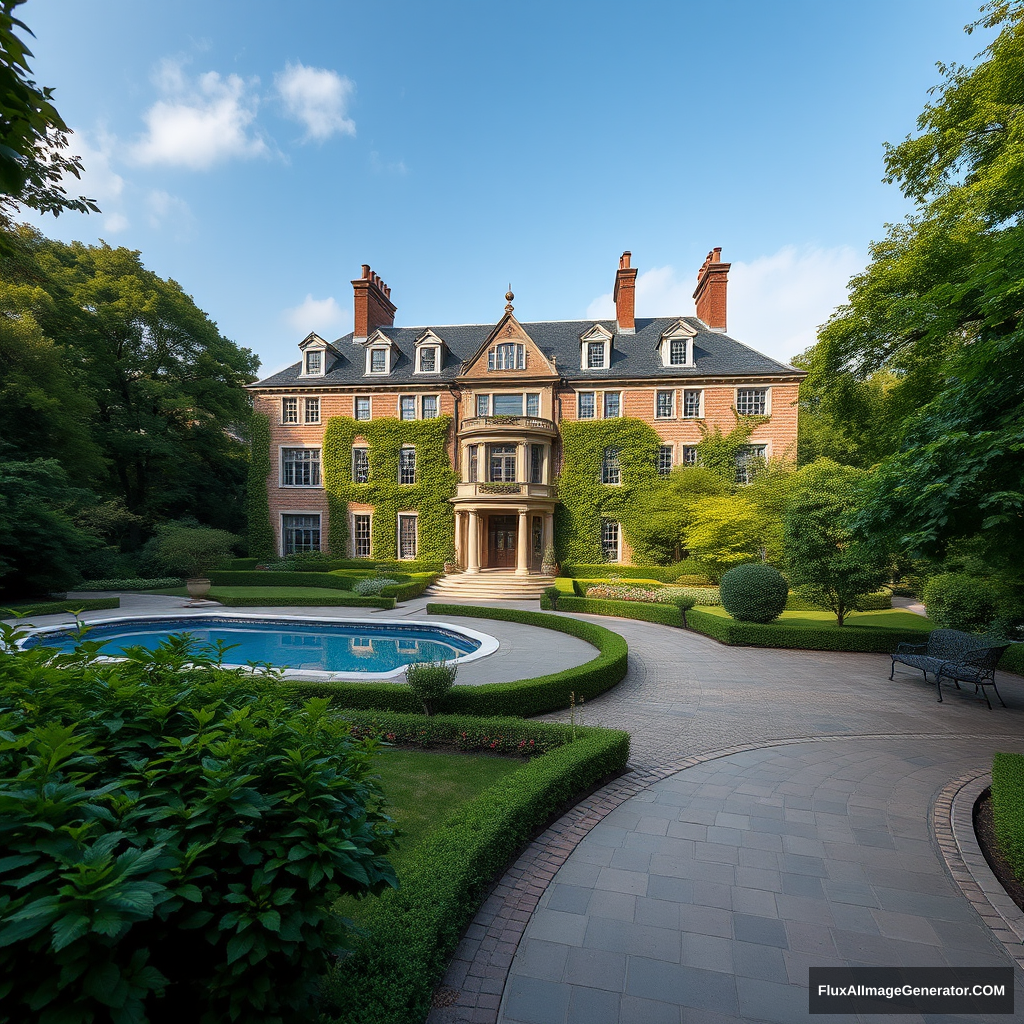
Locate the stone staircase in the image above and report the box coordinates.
[426,569,555,602]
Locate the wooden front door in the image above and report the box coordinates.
[488,515,517,568]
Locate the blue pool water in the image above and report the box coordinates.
[24,617,480,674]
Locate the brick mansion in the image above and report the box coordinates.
[248,250,804,575]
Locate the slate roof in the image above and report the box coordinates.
[250,317,804,389]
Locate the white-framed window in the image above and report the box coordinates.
[578,392,595,419]
[352,513,371,558]
[586,341,606,369]
[368,348,389,374]
[602,446,621,485]
[601,520,620,563]
[355,396,371,421]
[603,392,621,418]
[491,393,523,416]
[735,444,768,484]
[476,394,490,417]
[352,447,369,483]
[657,445,673,477]
[530,444,544,484]
[669,338,688,366]
[304,350,323,375]
[418,347,439,373]
[489,444,517,482]
[682,389,702,419]
[526,393,540,417]
[736,388,768,416]
[488,343,525,370]
[467,445,479,482]
[421,394,438,419]
[400,395,416,420]
[281,448,321,486]
[398,513,418,559]
[282,513,320,554]
[282,397,298,424]
[399,447,416,484]
[655,390,675,419]
[304,397,320,424]
[682,445,699,467]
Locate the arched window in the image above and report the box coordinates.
[602,446,621,485]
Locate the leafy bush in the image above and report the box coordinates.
[210,571,360,590]
[157,526,239,579]
[992,752,1024,885]
[560,564,700,582]
[324,725,629,1024]
[922,572,997,633]
[79,576,184,590]
[720,563,789,623]
[286,607,629,718]
[352,576,399,596]
[543,585,560,609]
[379,574,439,602]
[0,636,397,1024]
[405,660,458,715]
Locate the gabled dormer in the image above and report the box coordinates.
[457,294,558,381]
[361,329,402,377]
[413,329,446,374]
[579,323,614,371]
[659,319,698,368]
[298,332,340,377]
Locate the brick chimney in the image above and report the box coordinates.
[613,251,637,334]
[351,264,396,341]
[692,247,730,331]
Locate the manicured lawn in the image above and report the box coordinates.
[696,604,933,631]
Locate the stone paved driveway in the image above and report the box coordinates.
[416,610,1024,1024]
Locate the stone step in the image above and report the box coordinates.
[426,571,554,601]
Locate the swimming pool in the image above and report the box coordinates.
[20,614,499,681]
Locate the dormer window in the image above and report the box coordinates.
[579,324,613,371]
[669,339,688,366]
[659,320,697,368]
[587,342,606,369]
[305,350,323,375]
[369,348,388,374]
[418,347,438,372]
[488,343,525,371]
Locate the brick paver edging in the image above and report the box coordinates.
[935,769,1024,972]
[428,731,1021,1024]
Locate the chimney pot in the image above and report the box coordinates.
[613,251,638,334]
[351,264,397,340]
[693,246,731,331]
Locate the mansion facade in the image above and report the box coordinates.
[248,250,804,571]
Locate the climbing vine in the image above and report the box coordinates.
[695,413,769,482]
[555,418,662,565]
[322,415,457,561]
[246,411,274,559]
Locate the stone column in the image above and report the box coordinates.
[454,512,462,567]
[543,512,554,561]
[467,510,480,574]
[516,508,530,576]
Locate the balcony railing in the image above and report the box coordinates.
[455,482,554,500]
[460,415,556,435]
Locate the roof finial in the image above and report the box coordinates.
[505,284,514,314]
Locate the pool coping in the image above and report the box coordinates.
[16,612,501,681]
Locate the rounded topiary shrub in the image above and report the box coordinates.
[922,572,996,633]
[720,563,789,624]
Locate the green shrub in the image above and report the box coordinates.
[543,585,561,609]
[561,564,698,582]
[2,597,120,617]
[0,646,397,1024]
[1000,643,1024,675]
[687,607,932,652]
[922,573,997,633]
[157,526,239,579]
[405,660,458,715]
[286,606,628,718]
[325,725,629,1024]
[208,591,395,609]
[992,752,1024,884]
[209,571,359,590]
[379,574,438,601]
[541,594,683,628]
[720,563,789,623]
[80,576,184,590]
[218,557,260,571]
[857,590,893,611]
[352,576,399,595]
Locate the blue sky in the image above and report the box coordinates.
[19,0,993,375]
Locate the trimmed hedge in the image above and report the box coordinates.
[325,723,630,1024]
[687,607,933,653]
[209,591,395,609]
[209,571,364,590]
[992,752,1024,884]
[1,597,120,618]
[285,606,628,717]
[1000,643,1024,675]
[720,563,789,624]
[541,594,684,627]
[560,564,701,582]
[218,557,260,571]
[379,574,440,602]
[79,577,184,590]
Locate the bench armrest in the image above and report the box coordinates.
[893,643,928,656]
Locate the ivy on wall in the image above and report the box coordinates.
[322,415,457,561]
[555,418,662,566]
[246,412,274,559]
[695,414,768,481]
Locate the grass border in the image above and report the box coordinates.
[324,718,629,1024]
[1,598,120,618]
[285,605,628,717]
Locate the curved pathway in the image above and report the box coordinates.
[423,611,1024,1024]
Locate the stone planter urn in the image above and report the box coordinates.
[443,561,457,574]
[541,561,559,577]
[186,578,212,599]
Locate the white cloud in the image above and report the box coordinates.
[369,150,407,175]
[276,62,355,141]
[130,58,267,169]
[586,244,862,364]
[59,128,129,232]
[102,212,130,234]
[284,294,349,337]
[146,189,193,235]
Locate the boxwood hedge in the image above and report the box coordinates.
[560,564,703,582]
[285,606,628,717]
[209,591,395,609]
[992,752,1024,884]
[209,570,363,590]
[1,597,120,617]
[323,721,630,1024]
[541,594,684,627]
